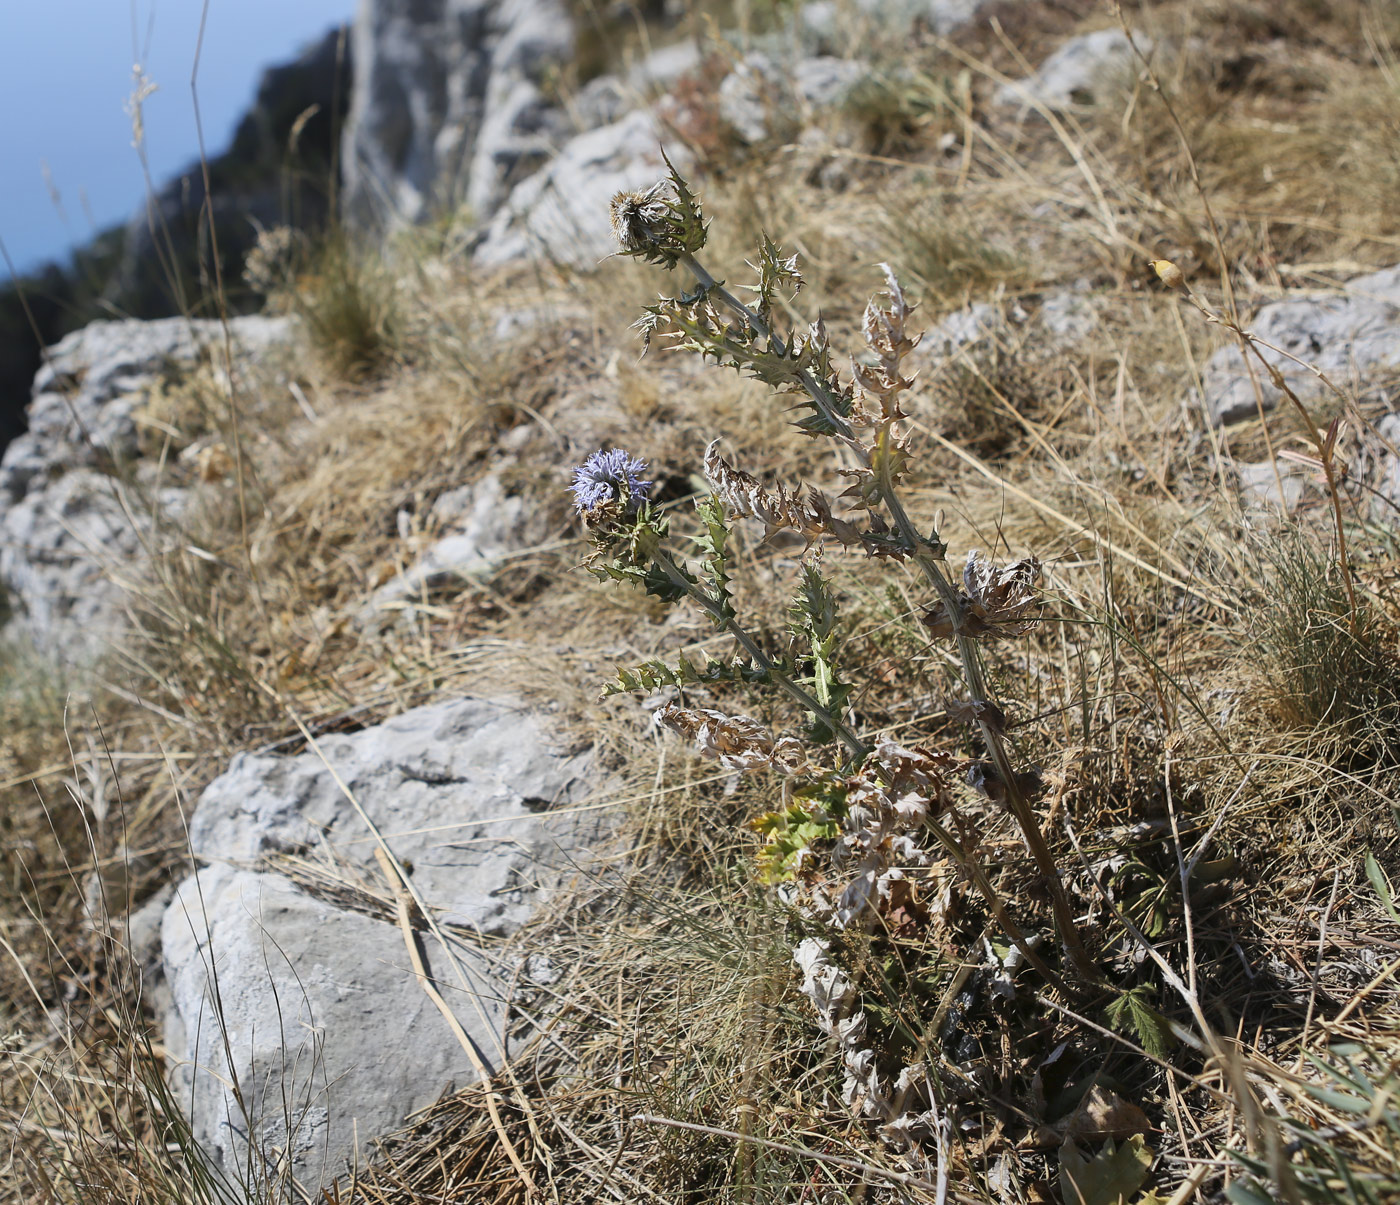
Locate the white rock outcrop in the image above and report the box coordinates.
[996,28,1144,110]
[359,473,547,622]
[1375,414,1400,524]
[161,694,606,1189]
[717,53,870,144]
[473,109,688,268]
[0,316,292,660]
[1200,264,1400,425]
[341,0,576,229]
[340,0,1015,261]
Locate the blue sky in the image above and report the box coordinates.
[1,1,354,277]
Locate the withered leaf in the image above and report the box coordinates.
[1059,1134,1154,1205]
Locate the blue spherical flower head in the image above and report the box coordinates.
[571,448,652,516]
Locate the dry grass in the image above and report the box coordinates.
[7,0,1400,1201]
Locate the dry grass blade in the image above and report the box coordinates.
[372,848,539,1199]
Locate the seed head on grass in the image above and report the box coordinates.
[1149,257,1186,290]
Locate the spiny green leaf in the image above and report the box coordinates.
[600,653,772,699]
[694,494,736,626]
[747,234,802,329]
[594,558,690,604]
[787,562,853,745]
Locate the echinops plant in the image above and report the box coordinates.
[572,162,1106,1150]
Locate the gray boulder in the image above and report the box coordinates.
[570,40,707,132]
[1373,413,1400,524]
[718,53,870,144]
[341,0,575,230]
[0,469,179,653]
[914,302,1007,358]
[162,862,493,1192]
[472,109,688,268]
[360,474,545,622]
[1200,264,1400,425]
[161,694,604,1189]
[1039,290,1098,346]
[996,28,1144,110]
[0,316,293,659]
[1235,459,1305,513]
[802,0,1005,46]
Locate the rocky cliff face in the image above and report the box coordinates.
[340,0,576,229]
[0,316,294,660]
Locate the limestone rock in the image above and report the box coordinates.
[1235,459,1305,513]
[161,695,605,1188]
[802,0,1005,46]
[718,53,870,144]
[996,28,1144,110]
[342,0,575,230]
[1373,413,1400,524]
[162,862,490,1190]
[472,109,687,268]
[184,695,596,933]
[1039,291,1098,347]
[359,473,546,621]
[0,316,293,659]
[627,40,704,90]
[1200,264,1400,425]
[907,303,1009,374]
[571,39,707,133]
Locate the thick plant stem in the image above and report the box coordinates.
[678,251,1098,982]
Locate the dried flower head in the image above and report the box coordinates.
[608,156,708,268]
[611,184,674,254]
[921,551,1042,640]
[655,701,810,775]
[570,448,652,516]
[1149,258,1186,291]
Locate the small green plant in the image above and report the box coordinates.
[1227,1044,1400,1205]
[839,68,965,157]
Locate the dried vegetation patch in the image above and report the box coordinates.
[7,0,1400,1202]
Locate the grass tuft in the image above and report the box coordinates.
[1250,525,1400,756]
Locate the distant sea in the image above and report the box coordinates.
[1,0,354,278]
